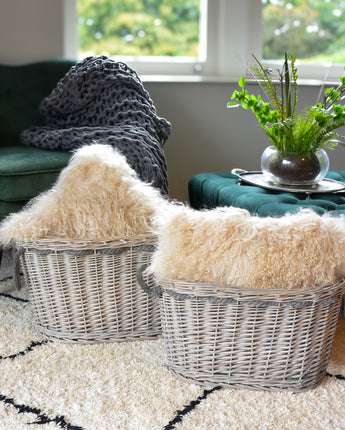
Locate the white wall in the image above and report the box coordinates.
[0,0,65,64]
[1,0,345,202]
[146,81,345,201]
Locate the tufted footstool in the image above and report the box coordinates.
[188,170,345,217]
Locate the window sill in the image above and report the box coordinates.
[141,75,242,84]
[140,74,337,86]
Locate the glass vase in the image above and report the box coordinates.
[261,146,329,186]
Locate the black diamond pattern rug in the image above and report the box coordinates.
[0,251,344,430]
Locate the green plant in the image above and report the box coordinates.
[228,53,345,155]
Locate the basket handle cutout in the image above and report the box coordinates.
[13,247,25,291]
[136,265,162,298]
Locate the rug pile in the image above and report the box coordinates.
[0,251,344,430]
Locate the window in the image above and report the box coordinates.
[262,0,345,63]
[261,0,345,82]
[78,0,202,58]
[66,0,261,79]
[77,0,206,76]
[65,0,345,82]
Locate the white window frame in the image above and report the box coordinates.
[63,0,343,83]
[63,0,262,81]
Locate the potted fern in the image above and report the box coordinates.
[228,53,345,186]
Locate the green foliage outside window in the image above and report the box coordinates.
[262,0,345,62]
[78,1,345,64]
[77,0,200,58]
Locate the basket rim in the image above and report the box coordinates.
[17,233,156,251]
[157,276,345,302]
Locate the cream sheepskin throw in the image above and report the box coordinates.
[150,205,345,289]
[0,144,166,245]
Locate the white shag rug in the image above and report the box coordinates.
[0,251,345,430]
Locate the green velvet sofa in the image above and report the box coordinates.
[0,58,76,222]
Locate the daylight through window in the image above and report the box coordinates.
[262,0,345,63]
[72,0,345,81]
[78,0,203,59]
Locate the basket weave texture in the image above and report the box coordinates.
[19,235,161,343]
[138,270,344,392]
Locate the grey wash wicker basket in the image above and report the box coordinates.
[138,267,344,392]
[17,235,161,343]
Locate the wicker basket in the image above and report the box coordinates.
[138,267,344,392]
[17,235,161,343]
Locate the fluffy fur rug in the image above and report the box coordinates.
[0,144,167,245]
[2,146,345,290]
[150,205,345,289]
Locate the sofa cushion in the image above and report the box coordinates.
[0,146,71,201]
[0,200,28,222]
[0,59,75,147]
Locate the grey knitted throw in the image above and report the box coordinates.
[20,56,171,195]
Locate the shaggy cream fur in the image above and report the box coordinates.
[150,205,345,289]
[0,144,167,245]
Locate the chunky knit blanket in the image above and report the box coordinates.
[20,56,171,194]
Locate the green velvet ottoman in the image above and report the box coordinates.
[189,170,345,217]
